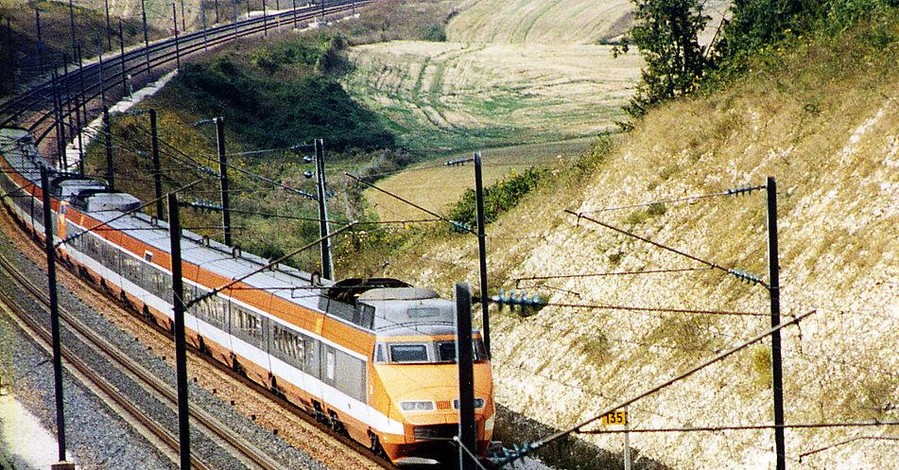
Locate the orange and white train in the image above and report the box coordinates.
[0,127,495,465]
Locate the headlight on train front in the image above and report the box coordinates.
[400,400,436,411]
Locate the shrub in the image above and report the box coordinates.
[447,167,547,230]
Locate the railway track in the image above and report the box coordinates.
[0,206,396,469]
[0,238,287,469]
[0,0,369,151]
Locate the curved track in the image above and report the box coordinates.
[0,237,289,470]
[0,0,368,151]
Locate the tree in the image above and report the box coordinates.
[616,0,710,120]
[720,0,810,58]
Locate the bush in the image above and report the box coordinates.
[424,23,447,42]
[447,168,546,230]
[171,60,394,152]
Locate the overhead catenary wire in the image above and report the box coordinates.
[498,310,816,465]
[582,185,766,214]
[55,179,204,248]
[565,209,768,288]
[186,222,356,309]
[542,301,771,317]
[799,435,899,462]
[515,266,714,286]
[345,172,476,235]
[131,124,318,201]
[580,420,899,435]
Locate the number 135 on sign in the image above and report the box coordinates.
[601,410,627,426]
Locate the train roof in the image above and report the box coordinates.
[1,128,465,339]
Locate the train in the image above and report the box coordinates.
[0,127,495,466]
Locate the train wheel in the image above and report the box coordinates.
[328,411,347,435]
[198,337,211,356]
[368,431,385,457]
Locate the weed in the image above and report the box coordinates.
[607,251,625,266]
[625,210,648,225]
[750,346,772,388]
[579,333,611,366]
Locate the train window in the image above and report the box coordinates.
[326,350,336,382]
[436,342,456,362]
[373,343,387,363]
[435,340,489,363]
[272,324,305,362]
[211,298,227,326]
[390,344,428,363]
[234,305,261,340]
[121,256,142,285]
[64,223,82,250]
[84,233,102,259]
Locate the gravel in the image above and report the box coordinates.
[0,223,329,469]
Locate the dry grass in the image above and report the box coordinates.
[343,41,642,152]
[368,20,899,468]
[446,0,633,44]
[365,138,594,221]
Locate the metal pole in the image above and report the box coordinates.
[767,176,785,470]
[180,0,187,32]
[68,0,76,61]
[118,20,127,96]
[142,0,150,75]
[292,0,297,28]
[41,168,67,463]
[173,3,181,70]
[62,56,71,144]
[167,192,191,470]
[73,95,84,174]
[103,106,115,191]
[624,405,631,470]
[215,117,232,246]
[35,8,44,74]
[314,139,332,279]
[150,109,164,220]
[104,0,112,49]
[473,152,490,357]
[262,0,267,36]
[201,2,209,51]
[455,283,477,470]
[214,0,220,23]
[52,73,66,170]
[98,52,106,105]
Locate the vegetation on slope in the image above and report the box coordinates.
[366,8,899,467]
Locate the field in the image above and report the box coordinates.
[342,0,646,220]
[343,41,641,153]
[445,0,633,44]
[365,138,595,221]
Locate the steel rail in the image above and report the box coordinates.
[0,244,283,470]
[1,0,369,138]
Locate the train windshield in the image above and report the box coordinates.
[379,340,489,364]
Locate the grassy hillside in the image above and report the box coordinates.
[342,41,641,154]
[356,15,899,469]
[446,0,633,45]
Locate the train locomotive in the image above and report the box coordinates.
[0,127,495,465]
